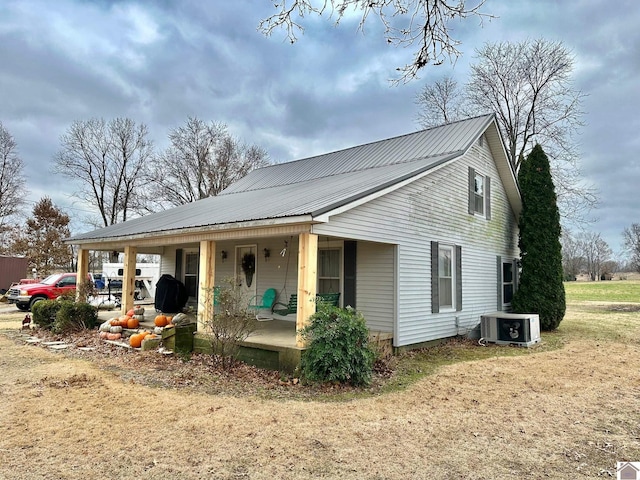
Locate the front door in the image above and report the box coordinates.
[235,245,257,300]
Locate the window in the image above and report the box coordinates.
[438,246,454,309]
[502,262,514,305]
[318,248,340,293]
[474,173,485,215]
[468,167,491,219]
[184,251,199,298]
[431,241,462,313]
[497,256,518,309]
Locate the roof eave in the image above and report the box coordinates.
[67,215,314,247]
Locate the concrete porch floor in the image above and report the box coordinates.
[245,318,298,348]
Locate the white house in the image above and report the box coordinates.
[67,114,521,359]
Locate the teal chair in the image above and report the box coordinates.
[248,288,277,320]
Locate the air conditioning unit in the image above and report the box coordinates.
[480,312,541,347]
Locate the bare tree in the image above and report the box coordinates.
[0,122,27,234]
[259,0,493,83]
[10,197,72,276]
[467,39,585,172]
[577,231,612,281]
[416,39,597,223]
[623,223,640,272]
[560,229,583,281]
[146,117,270,210]
[415,75,467,127]
[54,118,153,228]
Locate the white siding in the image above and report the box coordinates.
[356,242,395,332]
[314,140,519,346]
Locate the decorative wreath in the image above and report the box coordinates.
[241,252,255,276]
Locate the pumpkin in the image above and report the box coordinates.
[154,315,168,327]
[140,330,151,339]
[126,309,136,317]
[127,317,140,329]
[132,314,144,322]
[110,325,123,333]
[154,326,164,335]
[107,332,122,340]
[99,322,111,332]
[99,331,109,339]
[172,313,190,326]
[133,306,145,315]
[129,333,143,348]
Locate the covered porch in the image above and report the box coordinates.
[72,223,395,359]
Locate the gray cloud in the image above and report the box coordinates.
[1,0,638,258]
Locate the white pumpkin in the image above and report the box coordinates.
[109,325,123,334]
[154,326,164,335]
[172,313,190,325]
[133,306,145,315]
[99,322,111,332]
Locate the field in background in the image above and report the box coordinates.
[0,282,639,479]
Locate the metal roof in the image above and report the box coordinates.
[69,114,511,243]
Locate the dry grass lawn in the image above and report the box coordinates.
[0,286,639,479]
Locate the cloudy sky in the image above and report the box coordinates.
[1,0,638,257]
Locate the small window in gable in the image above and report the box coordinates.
[468,167,491,219]
[474,173,485,216]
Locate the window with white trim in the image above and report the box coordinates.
[318,248,341,293]
[438,245,454,309]
[468,167,491,219]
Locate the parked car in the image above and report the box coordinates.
[6,273,87,311]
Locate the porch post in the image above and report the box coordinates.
[197,240,216,332]
[75,248,89,302]
[296,232,318,347]
[121,246,137,315]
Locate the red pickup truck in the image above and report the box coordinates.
[7,273,86,311]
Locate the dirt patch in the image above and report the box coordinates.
[1,308,640,479]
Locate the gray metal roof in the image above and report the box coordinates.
[69,114,502,243]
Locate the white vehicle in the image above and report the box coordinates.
[100,263,160,300]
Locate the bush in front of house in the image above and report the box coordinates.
[31,300,62,329]
[201,278,256,369]
[31,299,98,333]
[54,301,98,333]
[300,305,375,387]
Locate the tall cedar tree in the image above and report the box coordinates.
[511,144,566,330]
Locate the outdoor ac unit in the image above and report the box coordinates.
[480,312,541,347]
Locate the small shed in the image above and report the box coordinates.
[0,255,29,293]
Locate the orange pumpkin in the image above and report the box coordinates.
[126,309,135,317]
[129,333,143,348]
[99,331,108,339]
[107,332,122,340]
[127,317,140,329]
[154,315,168,327]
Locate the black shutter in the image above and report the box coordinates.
[468,167,475,215]
[456,245,462,312]
[431,241,439,313]
[175,249,183,280]
[343,241,357,308]
[513,258,519,293]
[497,255,503,310]
[485,176,491,220]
